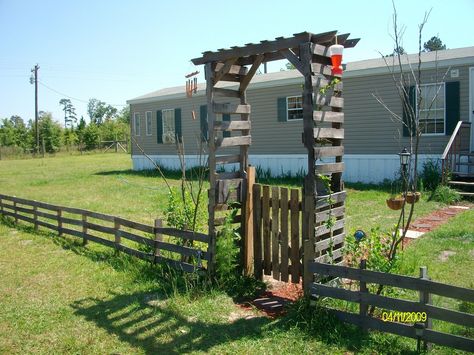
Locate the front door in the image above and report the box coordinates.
[470,67,474,151]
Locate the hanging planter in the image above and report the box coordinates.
[406,192,421,204]
[386,196,405,210]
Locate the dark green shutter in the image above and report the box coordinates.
[445,81,460,135]
[157,110,163,144]
[200,105,208,141]
[277,97,287,122]
[174,108,182,142]
[402,86,416,137]
[223,114,231,138]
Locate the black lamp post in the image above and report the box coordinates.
[398,147,411,192]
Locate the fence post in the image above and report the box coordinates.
[419,266,432,351]
[0,196,3,215]
[154,219,162,264]
[359,259,368,330]
[82,213,88,246]
[114,218,121,255]
[33,205,38,231]
[244,166,255,276]
[13,201,18,224]
[57,209,63,237]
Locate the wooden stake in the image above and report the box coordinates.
[244,166,255,276]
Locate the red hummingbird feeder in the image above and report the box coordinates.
[329,44,344,76]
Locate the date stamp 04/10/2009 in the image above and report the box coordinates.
[382,312,427,323]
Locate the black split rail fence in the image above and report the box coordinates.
[0,194,209,273]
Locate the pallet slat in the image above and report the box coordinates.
[213,103,251,114]
[216,135,251,148]
[315,162,344,174]
[213,120,251,131]
[313,111,344,123]
[280,188,289,282]
[271,187,280,280]
[314,128,344,140]
[290,188,300,283]
[262,185,271,275]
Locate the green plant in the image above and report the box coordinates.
[215,209,241,283]
[344,227,396,273]
[165,187,206,233]
[432,185,461,204]
[420,159,441,191]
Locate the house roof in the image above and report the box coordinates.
[127,46,474,105]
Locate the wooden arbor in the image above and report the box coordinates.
[192,31,359,287]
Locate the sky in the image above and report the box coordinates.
[0,0,473,125]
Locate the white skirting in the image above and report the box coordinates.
[131,154,441,184]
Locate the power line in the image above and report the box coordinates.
[38,80,127,107]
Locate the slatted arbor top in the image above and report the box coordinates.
[191,31,359,66]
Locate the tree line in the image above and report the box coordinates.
[0,98,130,154]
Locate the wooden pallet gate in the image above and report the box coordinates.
[192,31,359,288]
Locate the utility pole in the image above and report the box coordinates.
[30,64,40,153]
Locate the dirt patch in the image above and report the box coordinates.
[438,250,456,262]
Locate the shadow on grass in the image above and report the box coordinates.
[71,291,269,354]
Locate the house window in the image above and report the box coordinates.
[145,111,152,136]
[162,109,176,144]
[418,83,445,135]
[133,112,140,136]
[287,96,303,120]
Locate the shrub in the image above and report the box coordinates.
[215,209,241,283]
[432,185,461,204]
[420,159,441,191]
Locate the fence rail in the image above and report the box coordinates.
[0,194,208,273]
[309,261,474,352]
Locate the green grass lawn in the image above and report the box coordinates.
[0,153,472,354]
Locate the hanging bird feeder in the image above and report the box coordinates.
[329,44,344,76]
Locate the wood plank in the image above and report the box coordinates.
[214,62,247,76]
[61,227,84,239]
[312,63,341,78]
[315,162,345,174]
[314,146,344,159]
[155,240,209,259]
[311,76,343,90]
[215,154,241,165]
[290,188,300,283]
[84,210,115,222]
[315,219,345,237]
[253,184,263,280]
[116,244,153,262]
[315,247,343,262]
[239,54,264,92]
[213,120,251,131]
[213,87,240,98]
[84,221,116,235]
[262,185,271,275]
[316,191,346,209]
[60,216,83,227]
[315,94,344,109]
[314,128,344,140]
[216,135,251,148]
[82,233,115,248]
[315,205,345,223]
[13,205,34,215]
[280,188,289,282]
[215,171,241,180]
[214,213,242,226]
[213,103,251,114]
[153,254,199,273]
[244,166,255,276]
[308,262,474,302]
[315,231,345,252]
[271,187,280,280]
[156,227,209,244]
[279,48,304,73]
[192,32,314,65]
[119,229,155,247]
[313,111,344,123]
[214,58,238,83]
[114,217,154,234]
[312,43,330,57]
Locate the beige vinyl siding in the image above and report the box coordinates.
[130,64,471,157]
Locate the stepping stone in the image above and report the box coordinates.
[450,206,469,210]
[424,217,443,222]
[411,223,431,229]
[401,230,424,239]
